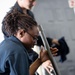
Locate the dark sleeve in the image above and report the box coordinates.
[32,51,38,61]
[5,52,29,75]
[28,50,38,65]
[52,37,70,62]
[37,36,53,47]
[58,37,70,62]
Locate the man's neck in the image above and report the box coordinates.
[22,8,28,14]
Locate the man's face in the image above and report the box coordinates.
[29,0,36,9]
[20,0,36,9]
[22,26,39,49]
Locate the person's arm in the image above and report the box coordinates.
[29,58,41,75]
[29,46,50,75]
[6,52,30,75]
[41,47,58,74]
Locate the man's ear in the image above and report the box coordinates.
[19,29,25,37]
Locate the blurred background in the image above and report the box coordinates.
[0,0,75,75]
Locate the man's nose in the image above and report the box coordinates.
[32,1,36,6]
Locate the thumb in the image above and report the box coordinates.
[40,45,44,51]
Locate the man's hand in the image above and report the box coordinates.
[42,60,54,74]
[50,47,58,56]
[39,46,49,63]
